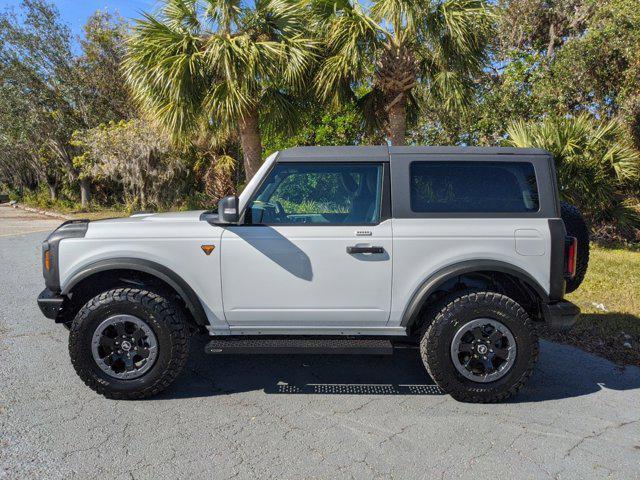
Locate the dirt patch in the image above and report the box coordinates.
[541,316,640,367]
[11,214,51,221]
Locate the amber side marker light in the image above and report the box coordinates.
[44,249,51,271]
[201,245,215,256]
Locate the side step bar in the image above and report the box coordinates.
[205,337,394,355]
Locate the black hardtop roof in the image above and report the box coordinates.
[277,145,551,161]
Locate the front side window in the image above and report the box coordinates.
[247,162,383,225]
[410,161,539,213]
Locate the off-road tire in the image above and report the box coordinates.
[561,202,589,293]
[421,291,539,403]
[69,288,190,400]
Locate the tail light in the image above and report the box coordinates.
[565,236,577,279]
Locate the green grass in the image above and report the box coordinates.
[544,244,640,366]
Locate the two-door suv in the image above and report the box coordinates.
[37,146,588,402]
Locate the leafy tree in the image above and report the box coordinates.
[313,0,493,145]
[409,50,551,146]
[0,68,41,192]
[0,1,132,206]
[497,0,591,58]
[124,0,317,181]
[262,100,381,154]
[203,154,237,202]
[72,120,184,209]
[533,0,640,147]
[191,128,243,202]
[426,0,640,153]
[507,114,640,239]
[71,10,132,206]
[0,0,78,200]
[74,11,133,126]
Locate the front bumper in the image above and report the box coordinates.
[37,288,65,320]
[542,300,580,330]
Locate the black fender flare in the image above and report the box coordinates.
[400,260,550,328]
[61,258,209,326]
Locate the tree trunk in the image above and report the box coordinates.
[47,181,57,202]
[547,23,556,58]
[238,108,263,181]
[139,185,147,210]
[387,95,407,146]
[79,178,91,209]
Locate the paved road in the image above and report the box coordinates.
[1,207,639,480]
[0,204,62,237]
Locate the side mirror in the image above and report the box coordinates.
[216,195,239,224]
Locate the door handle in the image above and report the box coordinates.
[346,245,385,254]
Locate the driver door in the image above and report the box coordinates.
[220,161,393,329]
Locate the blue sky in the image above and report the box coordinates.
[0,0,158,37]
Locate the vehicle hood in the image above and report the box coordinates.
[85,210,222,239]
[93,210,208,224]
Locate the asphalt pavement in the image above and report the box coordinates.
[0,205,62,237]
[1,204,639,479]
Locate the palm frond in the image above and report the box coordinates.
[314,4,380,103]
[418,0,494,81]
[356,86,385,132]
[249,0,309,39]
[125,1,316,141]
[124,12,209,139]
[162,0,201,31]
[426,69,473,113]
[279,35,320,92]
[260,87,302,134]
[203,0,241,33]
[506,114,640,229]
[309,0,355,30]
[370,0,420,38]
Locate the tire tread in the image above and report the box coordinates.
[420,291,539,403]
[69,288,189,400]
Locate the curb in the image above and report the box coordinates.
[10,203,74,221]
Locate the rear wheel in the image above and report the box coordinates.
[69,288,190,399]
[421,291,539,403]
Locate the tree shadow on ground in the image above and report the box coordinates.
[159,338,640,403]
[541,311,640,367]
[564,311,640,332]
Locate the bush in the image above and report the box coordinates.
[507,114,640,242]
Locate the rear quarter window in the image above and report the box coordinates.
[410,161,539,213]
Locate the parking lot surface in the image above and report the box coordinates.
[1,206,639,479]
[0,205,62,237]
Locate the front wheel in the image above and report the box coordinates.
[69,288,190,399]
[421,292,539,403]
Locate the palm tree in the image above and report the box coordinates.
[507,114,640,231]
[124,0,316,180]
[313,0,493,145]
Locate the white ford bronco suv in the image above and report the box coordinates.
[37,146,589,402]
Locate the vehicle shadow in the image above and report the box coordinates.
[227,226,313,281]
[159,338,640,402]
[163,340,443,399]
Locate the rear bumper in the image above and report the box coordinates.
[542,300,580,330]
[37,288,65,320]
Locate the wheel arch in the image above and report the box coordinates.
[61,258,209,326]
[402,260,550,333]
